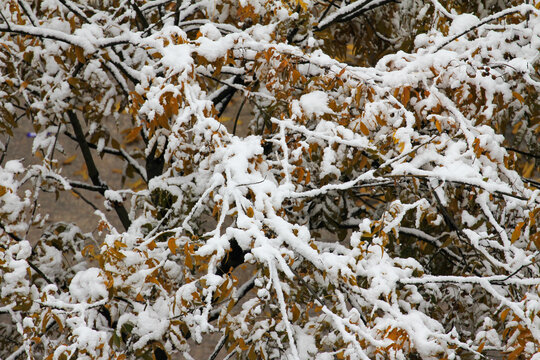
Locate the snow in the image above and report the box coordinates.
[69,268,108,302]
[104,189,123,203]
[72,326,109,355]
[160,44,193,74]
[1,1,540,359]
[199,23,221,41]
[449,14,480,36]
[299,91,333,116]
[4,160,24,173]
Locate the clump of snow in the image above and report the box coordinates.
[160,44,193,74]
[532,22,540,49]
[299,91,333,116]
[199,23,221,41]
[4,160,24,173]
[449,14,479,36]
[73,326,109,354]
[104,189,123,203]
[69,268,108,302]
[13,240,32,260]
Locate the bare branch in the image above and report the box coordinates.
[67,110,132,230]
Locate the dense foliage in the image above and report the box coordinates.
[1,0,539,359]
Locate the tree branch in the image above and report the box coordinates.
[64,131,147,182]
[129,0,150,30]
[435,8,523,52]
[315,0,397,31]
[506,146,540,160]
[71,189,99,210]
[67,110,131,230]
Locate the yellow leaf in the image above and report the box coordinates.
[185,251,193,268]
[168,238,178,255]
[129,179,146,191]
[512,121,522,135]
[297,0,308,11]
[114,240,127,248]
[512,91,524,104]
[435,119,442,133]
[62,154,77,165]
[246,207,254,218]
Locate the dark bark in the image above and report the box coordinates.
[67,110,132,231]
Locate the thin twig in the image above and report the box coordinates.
[506,146,540,160]
[71,189,99,210]
[232,95,247,136]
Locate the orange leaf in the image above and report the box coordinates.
[168,238,178,255]
[477,342,485,353]
[246,207,254,218]
[401,86,410,106]
[531,232,540,249]
[125,126,142,144]
[297,167,305,183]
[511,222,525,243]
[500,308,511,322]
[145,276,160,286]
[508,345,524,360]
[359,122,370,136]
